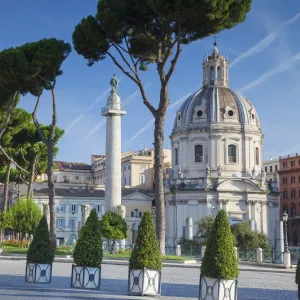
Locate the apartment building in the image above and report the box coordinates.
[263,156,280,191]
[278,153,300,246]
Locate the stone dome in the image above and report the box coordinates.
[173,86,261,135]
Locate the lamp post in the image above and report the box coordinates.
[282,212,289,253]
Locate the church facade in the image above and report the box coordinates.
[165,43,280,248]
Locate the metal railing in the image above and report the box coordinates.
[238,248,257,262]
[262,250,284,264]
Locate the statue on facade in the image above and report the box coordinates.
[261,168,266,181]
[205,164,211,177]
[251,167,256,179]
[177,166,183,179]
[110,74,119,92]
[217,165,222,177]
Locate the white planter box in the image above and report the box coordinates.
[71,264,101,289]
[25,262,52,283]
[128,268,161,296]
[199,276,237,300]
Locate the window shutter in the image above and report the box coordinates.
[131,211,134,218]
[63,219,65,228]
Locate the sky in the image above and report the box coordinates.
[1,0,300,164]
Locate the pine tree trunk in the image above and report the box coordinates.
[154,113,166,255]
[2,160,11,212]
[47,143,56,249]
[26,152,38,199]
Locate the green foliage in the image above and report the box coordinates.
[129,211,162,270]
[73,0,251,69]
[73,209,103,267]
[99,211,128,254]
[296,257,300,284]
[27,215,54,264]
[194,216,215,246]
[201,210,238,280]
[231,221,271,250]
[0,198,42,236]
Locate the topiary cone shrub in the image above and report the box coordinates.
[199,209,239,300]
[27,215,54,264]
[73,209,103,267]
[128,210,162,296]
[71,209,102,289]
[295,257,300,299]
[25,215,54,283]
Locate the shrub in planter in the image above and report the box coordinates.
[200,209,239,300]
[295,257,300,299]
[25,216,54,283]
[71,209,103,289]
[128,210,162,296]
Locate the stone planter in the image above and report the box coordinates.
[25,262,52,283]
[71,264,101,289]
[128,268,161,296]
[199,276,237,300]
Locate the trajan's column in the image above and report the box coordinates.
[101,75,126,212]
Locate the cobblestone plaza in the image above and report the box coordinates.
[0,260,296,299]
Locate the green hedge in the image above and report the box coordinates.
[129,210,162,270]
[73,209,103,267]
[27,216,54,264]
[201,210,238,280]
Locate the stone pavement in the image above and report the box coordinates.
[0,260,297,299]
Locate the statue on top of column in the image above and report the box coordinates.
[110,74,119,93]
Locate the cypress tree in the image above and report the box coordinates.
[27,215,54,264]
[73,209,103,267]
[201,209,238,280]
[129,210,162,270]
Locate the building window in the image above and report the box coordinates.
[264,167,267,172]
[283,191,288,199]
[70,205,77,213]
[291,190,296,198]
[195,145,203,163]
[217,66,221,80]
[75,176,79,180]
[87,177,90,180]
[270,166,273,172]
[57,204,65,213]
[69,218,76,229]
[175,148,178,165]
[139,174,145,185]
[57,218,65,228]
[292,204,297,216]
[292,221,297,229]
[210,66,214,85]
[124,177,126,185]
[291,161,295,167]
[283,177,287,185]
[275,165,278,171]
[129,175,131,185]
[291,176,296,184]
[228,144,237,163]
[283,204,288,213]
[131,209,143,218]
[128,166,131,170]
[283,162,287,168]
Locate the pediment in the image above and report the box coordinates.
[217,179,262,192]
[122,191,153,201]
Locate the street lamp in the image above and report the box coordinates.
[282,212,289,253]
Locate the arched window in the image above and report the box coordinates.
[255,147,259,165]
[217,66,221,80]
[283,204,288,213]
[210,66,214,85]
[228,144,237,163]
[291,203,297,216]
[175,148,178,165]
[195,145,203,163]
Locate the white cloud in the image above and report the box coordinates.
[238,51,300,92]
[64,88,110,135]
[127,118,155,144]
[169,92,193,109]
[230,12,300,68]
[82,119,106,141]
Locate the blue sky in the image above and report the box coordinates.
[1,0,300,164]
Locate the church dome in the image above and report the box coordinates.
[173,86,261,134]
[172,43,261,135]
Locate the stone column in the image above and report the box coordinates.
[81,205,91,227]
[101,78,126,212]
[261,201,268,234]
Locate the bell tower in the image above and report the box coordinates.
[202,40,229,88]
